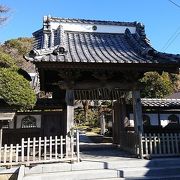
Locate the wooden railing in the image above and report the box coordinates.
[140,133,180,158]
[0,131,80,166]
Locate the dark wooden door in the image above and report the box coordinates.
[43,111,66,137]
[113,99,126,144]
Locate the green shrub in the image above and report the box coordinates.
[140,71,173,98]
[0,68,36,109]
[5,38,33,54]
[0,50,17,69]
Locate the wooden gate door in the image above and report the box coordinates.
[113,100,126,144]
[42,111,66,137]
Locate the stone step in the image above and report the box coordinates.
[92,178,124,180]
[23,169,122,180]
[145,157,180,168]
[24,169,180,180]
[24,158,180,180]
[25,158,180,175]
[126,175,180,179]
[97,177,180,180]
[25,160,146,175]
[122,166,180,178]
[107,158,180,169]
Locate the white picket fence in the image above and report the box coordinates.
[140,133,180,158]
[0,131,80,166]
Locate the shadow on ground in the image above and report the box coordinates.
[79,133,136,160]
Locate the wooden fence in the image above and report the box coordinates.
[0,131,80,166]
[140,133,180,158]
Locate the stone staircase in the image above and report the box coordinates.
[22,158,180,179]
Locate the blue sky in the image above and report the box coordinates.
[1,0,180,54]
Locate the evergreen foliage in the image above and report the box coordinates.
[0,50,18,69]
[0,39,36,110]
[140,71,174,98]
[5,38,33,54]
[1,37,34,73]
[0,68,36,109]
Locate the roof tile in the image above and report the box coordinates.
[25,17,180,65]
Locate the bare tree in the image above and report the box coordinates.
[0,5,9,25]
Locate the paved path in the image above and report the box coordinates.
[79,133,137,161]
[79,133,93,143]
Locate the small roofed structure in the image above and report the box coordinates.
[127,98,180,129]
[24,16,180,156]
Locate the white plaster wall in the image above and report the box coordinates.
[160,113,180,127]
[50,22,136,34]
[130,113,159,125]
[16,115,41,129]
[147,114,159,125]
[129,113,180,127]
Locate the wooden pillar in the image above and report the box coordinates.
[65,90,74,134]
[132,90,143,134]
[65,90,74,154]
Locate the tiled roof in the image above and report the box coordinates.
[31,31,153,63]
[48,16,137,26]
[141,98,180,107]
[24,16,180,65]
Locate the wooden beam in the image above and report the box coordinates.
[58,81,138,90]
[36,62,179,73]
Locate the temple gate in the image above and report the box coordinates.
[24,16,180,157]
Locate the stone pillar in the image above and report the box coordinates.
[132,90,143,134]
[100,113,106,135]
[65,90,75,154]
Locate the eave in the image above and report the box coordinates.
[34,61,179,73]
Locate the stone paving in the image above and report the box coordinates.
[79,133,137,161]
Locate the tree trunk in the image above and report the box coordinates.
[82,100,90,123]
